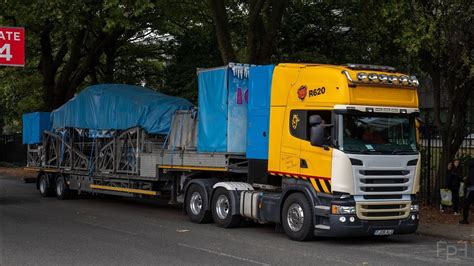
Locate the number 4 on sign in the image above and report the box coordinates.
[0,44,13,61]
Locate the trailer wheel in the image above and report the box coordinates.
[55,175,71,200]
[38,174,53,197]
[282,193,314,241]
[185,184,212,223]
[211,188,241,228]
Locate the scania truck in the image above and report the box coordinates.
[24,63,420,241]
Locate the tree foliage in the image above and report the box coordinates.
[0,0,472,192]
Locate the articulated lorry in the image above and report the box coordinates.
[24,63,420,241]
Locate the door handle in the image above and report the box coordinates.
[300,159,308,168]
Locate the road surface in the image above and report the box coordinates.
[1,175,473,265]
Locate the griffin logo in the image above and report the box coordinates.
[291,114,300,129]
[297,85,307,101]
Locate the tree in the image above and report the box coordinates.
[207,0,289,64]
[408,0,473,190]
[1,1,159,111]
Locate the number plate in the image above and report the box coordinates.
[374,229,394,236]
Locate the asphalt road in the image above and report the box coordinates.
[1,175,473,266]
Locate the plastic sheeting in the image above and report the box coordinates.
[167,110,198,150]
[197,68,228,152]
[51,84,193,134]
[197,64,253,153]
[227,64,250,153]
[22,112,51,144]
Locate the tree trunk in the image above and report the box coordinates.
[254,0,288,64]
[247,0,266,63]
[207,0,236,64]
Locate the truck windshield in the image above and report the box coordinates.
[339,113,417,154]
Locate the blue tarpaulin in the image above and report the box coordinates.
[197,68,228,152]
[197,64,256,153]
[22,112,51,144]
[50,84,193,134]
[227,64,249,153]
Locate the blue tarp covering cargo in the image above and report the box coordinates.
[197,63,252,153]
[50,84,193,134]
[22,112,51,144]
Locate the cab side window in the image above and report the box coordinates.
[289,110,332,144]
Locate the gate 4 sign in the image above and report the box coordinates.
[0,27,25,67]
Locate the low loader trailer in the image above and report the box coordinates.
[24,63,421,241]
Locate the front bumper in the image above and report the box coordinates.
[314,212,419,237]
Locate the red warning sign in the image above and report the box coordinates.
[0,27,25,67]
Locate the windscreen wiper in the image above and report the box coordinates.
[391,149,416,155]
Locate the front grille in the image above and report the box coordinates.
[356,168,412,197]
[361,186,408,192]
[356,201,410,220]
[360,178,408,184]
[359,170,409,175]
[363,195,403,200]
[365,204,405,210]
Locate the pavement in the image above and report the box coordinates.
[418,222,474,242]
[1,174,474,265]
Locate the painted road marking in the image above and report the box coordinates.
[178,243,270,266]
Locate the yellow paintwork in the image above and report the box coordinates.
[90,184,158,196]
[24,167,58,173]
[268,64,419,189]
[158,165,228,172]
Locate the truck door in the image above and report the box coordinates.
[299,110,333,193]
[279,109,302,175]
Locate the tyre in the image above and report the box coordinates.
[185,184,212,223]
[38,174,53,197]
[55,175,71,200]
[211,188,241,228]
[282,193,314,241]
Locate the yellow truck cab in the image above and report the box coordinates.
[265,63,420,239]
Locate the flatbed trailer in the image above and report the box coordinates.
[25,63,421,241]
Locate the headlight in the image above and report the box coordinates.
[410,204,419,212]
[331,205,356,215]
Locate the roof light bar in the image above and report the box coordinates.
[345,63,396,72]
[344,70,419,87]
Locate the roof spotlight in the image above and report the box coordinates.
[387,75,398,84]
[399,75,409,84]
[368,73,378,82]
[409,76,419,86]
[378,74,388,82]
[357,72,368,81]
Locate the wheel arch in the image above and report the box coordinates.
[211,182,253,216]
[36,171,56,190]
[183,178,218,214]
[279,183,320,224]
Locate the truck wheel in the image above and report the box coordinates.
[282,193,314,241]
[186,184,212,223]
[55,176,71,200]
[211,188,241,228]
[38,174,53,197]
